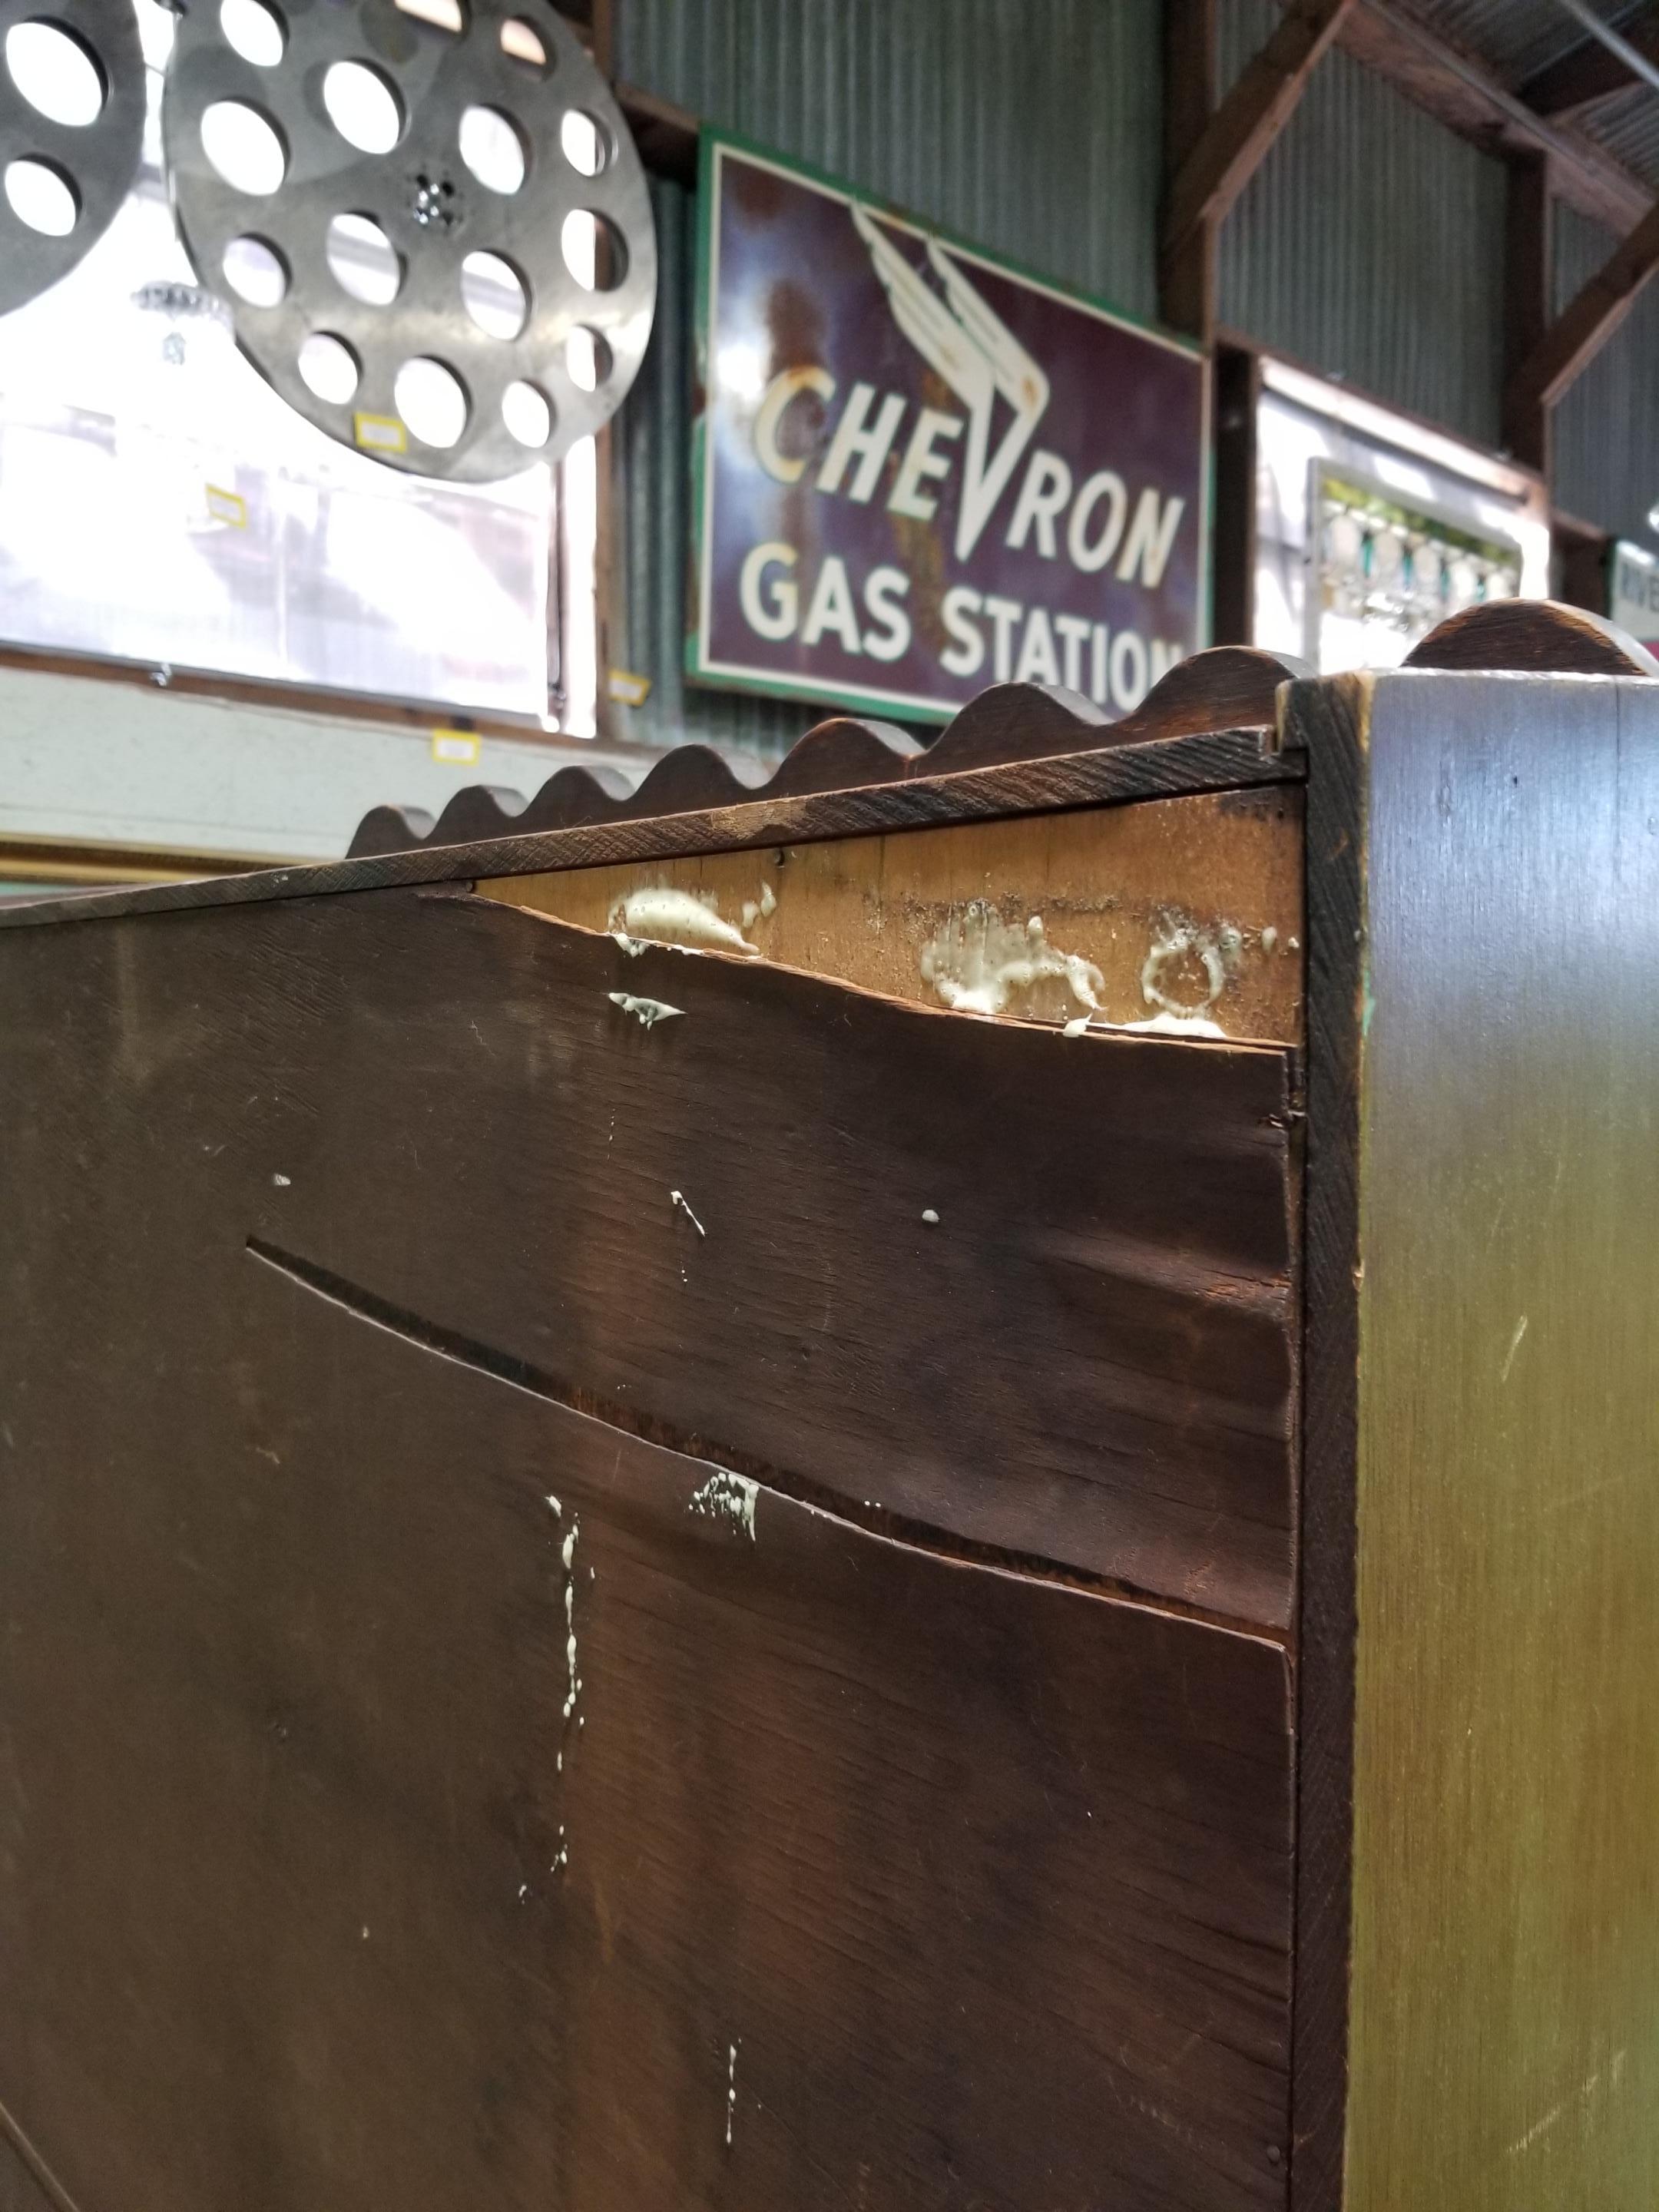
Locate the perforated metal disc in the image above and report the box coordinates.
[162,0,655,480]
[0,0,146,316]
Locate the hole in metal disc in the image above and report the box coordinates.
[223,233,287,306]
[298,329,359,404]
[502,379,551,449]
[559,110,609,176]
[327,211,401,304]
[323,60,402,155]
[395,356,467,447]
[561,208,628,293]
[200,100,286,194]
[458,104,525,194]
[395,0,464,29]
[565,324,610,392]
[460,249,526,339]
[499,16,547,68]
[3,154,77,233]
[5,22,104,126]
[218,0,284,67]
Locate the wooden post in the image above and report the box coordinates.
[1161,0,1217,344]
[1502,150,1554,477]
[1212,343,1262,647]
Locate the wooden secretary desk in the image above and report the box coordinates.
[0,598,1655,2212]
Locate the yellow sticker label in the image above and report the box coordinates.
[608,668,653,707]
[204,484,247,528]
[354,412,408,455]
[431,728,481,765]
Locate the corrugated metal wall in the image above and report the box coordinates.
[608,0,1163,758]
[1551,205,1659,546]
[609,0,1648,751]
[1218,0,1508,450]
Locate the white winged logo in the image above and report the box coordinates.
[852,204,1049,563]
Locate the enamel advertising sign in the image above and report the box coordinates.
[690,134,1210,724]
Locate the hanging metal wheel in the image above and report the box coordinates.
[162,0,656,481]
[0,0,146,317]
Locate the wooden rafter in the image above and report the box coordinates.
[1508,194,1659,421]
[1163,0,1360,259]
[1520,3,1659,119]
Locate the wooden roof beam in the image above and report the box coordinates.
[1520,3,1659,119]
[1508,193,1659,421]
[1163,0,1361,260]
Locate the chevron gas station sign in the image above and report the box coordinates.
[690,134,1210,724]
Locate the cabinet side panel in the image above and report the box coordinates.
[1347,673,1659,2205]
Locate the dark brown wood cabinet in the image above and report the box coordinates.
[0,605,1654,2210]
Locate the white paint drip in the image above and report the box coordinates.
[726,2042,738,2147]
[608,992,684,1028]
[1261,925,1279,953]
[561,1516,581,1728]
[919,902,1103,1022]
[272,1172,291,1187]
[689,1469,757,1540]
[608,885,757,958]
[1061,1015,1091,1038]
[759,882,777,919]
[922,1207,939,1225]
[1501,1313,1528,1382]
[545,1494,561,1517]
[1119,1010,1228,1038]
[671,1188,707,1237]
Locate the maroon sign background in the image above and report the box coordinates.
[690,134,1210,724]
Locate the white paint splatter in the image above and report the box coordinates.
[921,1207,939,1225]
[689,1470,757,1540]
[671,1188,707,1237]
[1061,1015,1091,1038]
[608,992,684,1028]
[272,1172,291,1187]
[1141,920,1229,1022]
[545,1494,561,1517]
[1117,1010,1228,1039]
[1261,925,1279,954]
[726,2041,739,2147]
[920,903,1102,1022]
[608,886,757,958]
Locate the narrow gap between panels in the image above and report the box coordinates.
[245,1233,1286,1649]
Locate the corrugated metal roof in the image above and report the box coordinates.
[1221,0,1508,448]
[1409,0,1659,189]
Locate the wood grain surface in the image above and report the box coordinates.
[482,786,1305,1044]
[1310,671,1659,2207]
[0,727,1302,934]
[0,888,1297,2211]
[0,887,1298,1626]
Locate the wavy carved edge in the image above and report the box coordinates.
[347,645,1310,859]
[351,600,1659,861]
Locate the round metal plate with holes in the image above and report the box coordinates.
[162,0,655,481]
[0,0,146,317]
